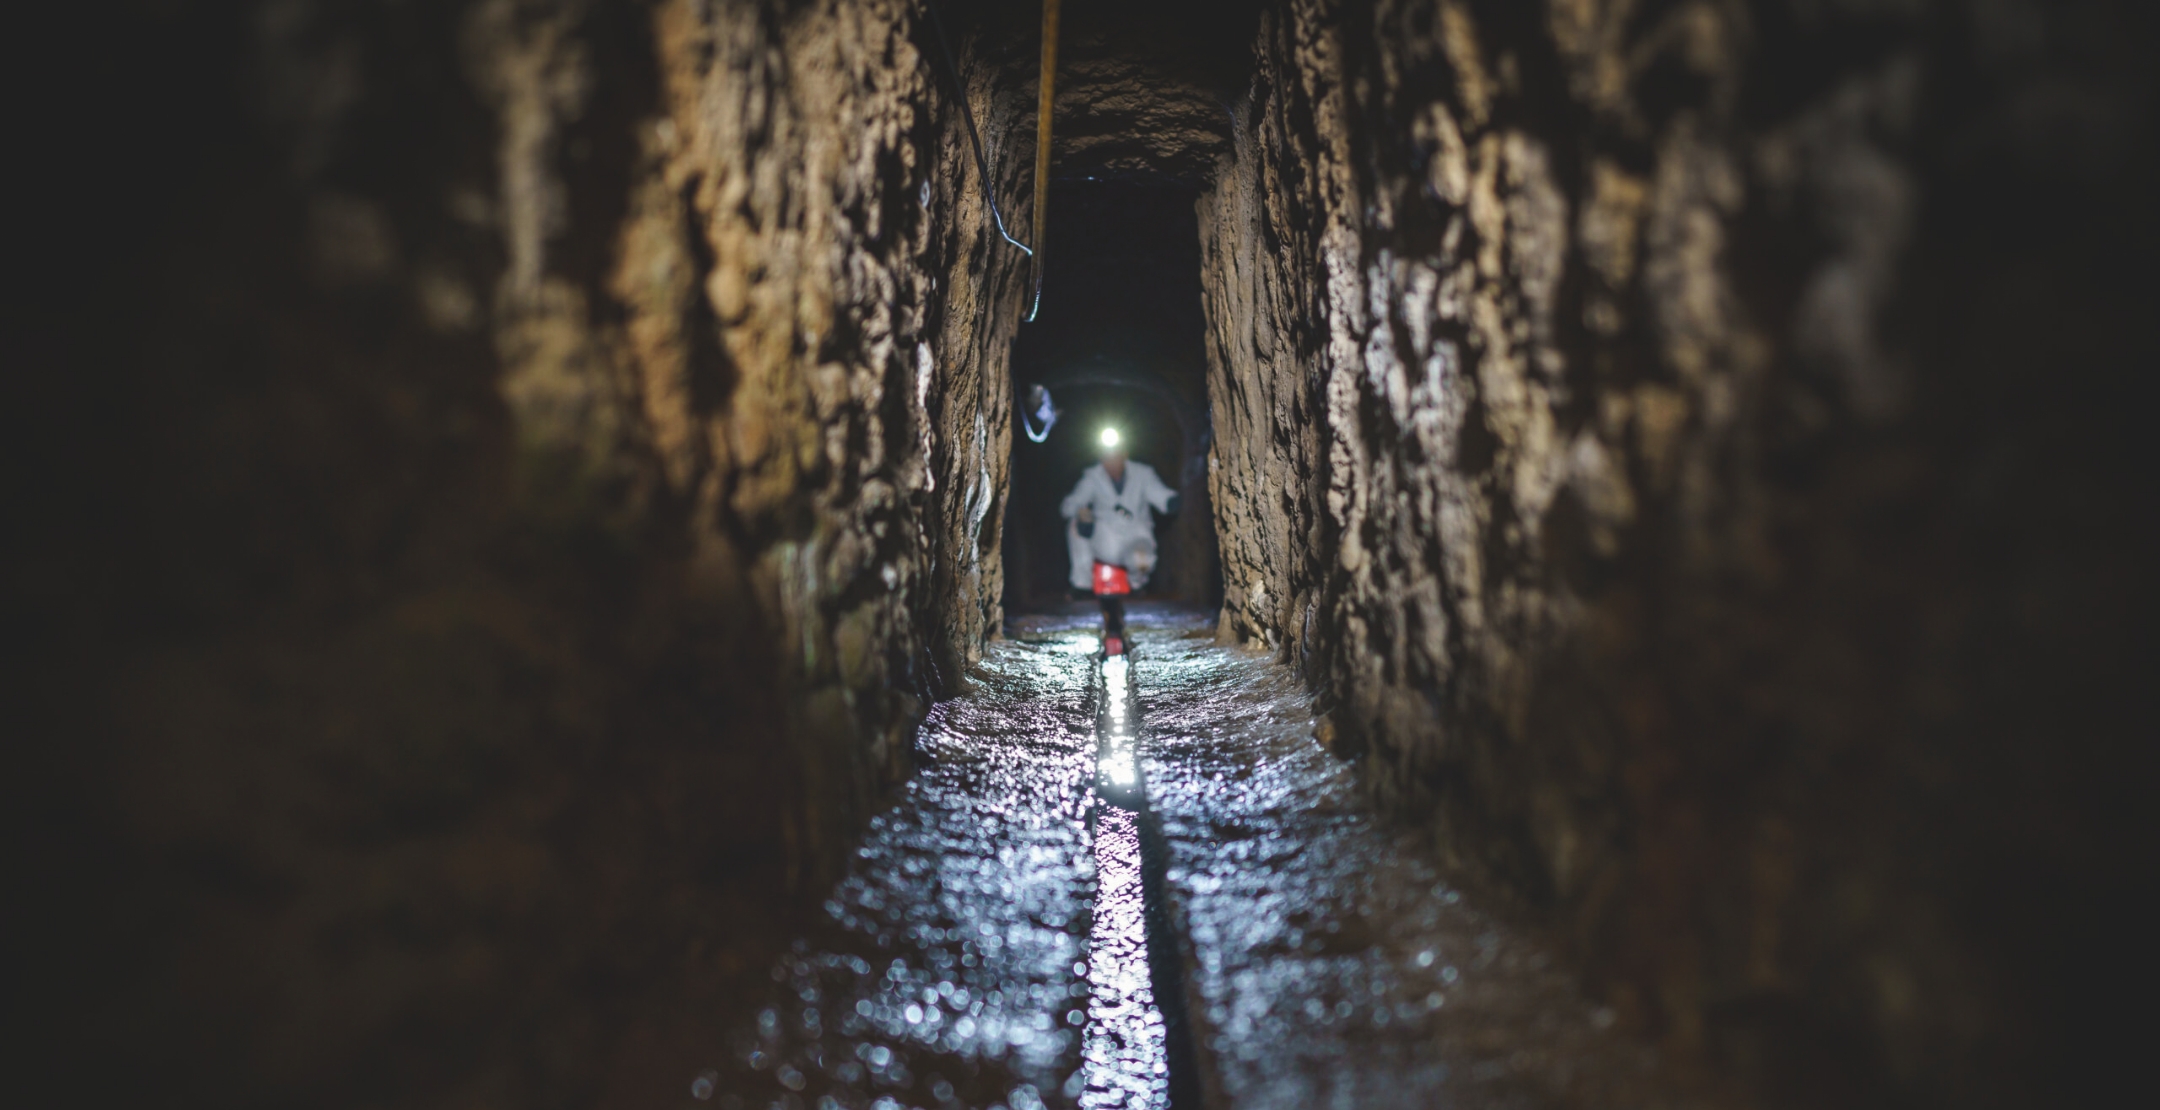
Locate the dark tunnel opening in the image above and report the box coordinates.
[1003,182,1221,613]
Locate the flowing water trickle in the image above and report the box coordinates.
[1077,654,1173,1109]
[1077,805,1167,1108]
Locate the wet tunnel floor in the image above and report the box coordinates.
[700,605,1678,1110]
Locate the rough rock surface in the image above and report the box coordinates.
[14,1,1030,1105]
[951,0,1261,186]
[1199,0,2153,1105]
[1050,34,1236,183]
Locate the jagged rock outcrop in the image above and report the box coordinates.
[1200,0,2153,1105]
[13,1,1029,1105]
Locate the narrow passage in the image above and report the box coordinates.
[705,607,1673,1110]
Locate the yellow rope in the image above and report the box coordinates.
[1027,0,1060,321]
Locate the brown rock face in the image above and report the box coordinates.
[14,1,2152,1106]
[1199,0,2153,1105]
[14,1,1029,1104]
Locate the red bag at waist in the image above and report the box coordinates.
[1092,561,1132,597]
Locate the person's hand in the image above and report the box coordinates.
[1077,506,1093,523]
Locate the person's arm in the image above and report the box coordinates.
[1143,467,1179,515]
[1063,474,1097,536]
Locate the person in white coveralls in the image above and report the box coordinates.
[1061,428,1178,655]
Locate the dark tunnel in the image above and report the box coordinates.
[9,2,2157,1109]
[1003,181,1220,612]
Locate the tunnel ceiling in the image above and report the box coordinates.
[948,0,1266,184]
[1015,182,1210,423]
[942,0,1266,419]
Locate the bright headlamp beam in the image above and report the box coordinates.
[1100,428,1120,448]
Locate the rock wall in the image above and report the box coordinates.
[13,1,1028,1105]
[1200,0,2153,1105]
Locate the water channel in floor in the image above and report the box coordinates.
[693,605,1683,1110]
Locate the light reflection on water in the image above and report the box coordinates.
[1082,650,1172,1108]
[694,613,1180,1108]
[1080,805,1169,1108]
[1135,608,1668,1107]
[695,627,1100,1108]
[693,605,1661,1107]
[1098,657,1138,791]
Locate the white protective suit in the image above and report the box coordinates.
[1061,460,1177,591]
